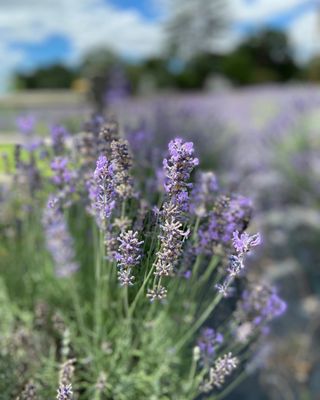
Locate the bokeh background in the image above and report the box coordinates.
[1,1,320,399]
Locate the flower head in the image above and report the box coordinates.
[17,115,35,135]
[43,198,79,277]
[116,230,143,286]
[88,155,116,226]
[51,125,69,154]
[201,353,238,392]
[232,231,261,255]
[57,384,73,400]
[197,328,223,361]
[236,283,287,327]
[163,138,199,210]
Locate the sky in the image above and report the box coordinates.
[0,0,320,93]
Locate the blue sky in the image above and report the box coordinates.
[0,0,319,93]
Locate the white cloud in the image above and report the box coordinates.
[288,7,320,62]
[0,0,164,92]
[231,0,308,23]
[0,0,164,59]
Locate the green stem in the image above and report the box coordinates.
[191,255,202,281]
[70,279,89,340]
[129,262,155,316]
[94,229,104,345]
[176,292,223,352]
[195,255,219,290]
[192,216,200,241]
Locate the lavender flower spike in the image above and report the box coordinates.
[116,230,143,286]
[57,384,73,400]
[201,353,238,392]
[43,198,79,277]
[197,328,223,361]
[232,230,261,255]
[148,139,198,301]
[111,139,134,199]
[88,155,116,226]
[17,115,35,136]
[163,138,199,209]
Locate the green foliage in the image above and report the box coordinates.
[223,29,299,85]
[15,64,78,90]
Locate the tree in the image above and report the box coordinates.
[222,29,299,84]
[166,0,228,59]
[15,64,78,90]
[305,56,320,81]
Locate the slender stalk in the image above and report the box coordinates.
[176,292,223,351]
[94,227,104,345]
[192,216,200,241]
[70,279,89,341]
[129,262,155,316]
[195,255,219,290]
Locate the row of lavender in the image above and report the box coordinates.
[0,103,287,399]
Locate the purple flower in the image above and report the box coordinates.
[197,194,252,256]
[183,270,192,279]
[116,230,143,286]
[17,115,35,135]
[232,231,261,255]
[201,353,238,392]
[43,197,79,278]
[163,138,199,210]
[147,286,168,302]
[153,205,190,278]
[227,255,244,277]
[236,284,287,328]
[111,139,134,199]
[51,124,69,154]
[88,155,116,227]
[57,384,73,400]
[51,157,75,190]
[197,328,223,360]
[23,138,43,152]
[190,171,219,217]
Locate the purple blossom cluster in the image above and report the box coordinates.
[148,139,198,301]
[236,283,287,328]
[189,171,219,217]
[43,197,79,277]
[88,155,116,227]
[51,125,69,155]
[154,203,189,278]
[111,139,134,199]
[197,328,223,363]
[115,230,143,286]
[197,194,252,256]
[201,353,239,392]
[17,115,43,152]
[17,115,35,136]
[232,230,261,256]
[51,157,75,188]
[57,384,73,400]
[216,230,261,297]
[13,144,42,198]
[163,138,199,210]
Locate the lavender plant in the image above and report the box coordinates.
[0,117,286,399]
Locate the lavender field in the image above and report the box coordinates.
[1,84,320,400]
